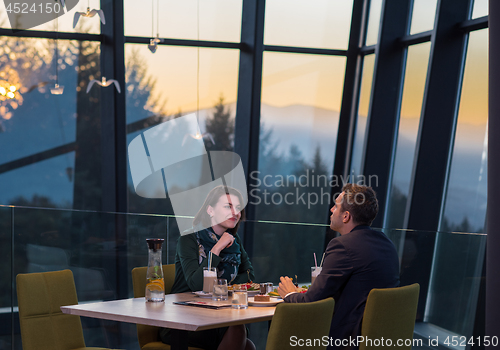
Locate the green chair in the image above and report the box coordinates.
[131,265,203,350]
[16,269,119,350]
[265,298,335,350]
[359,283,420,350]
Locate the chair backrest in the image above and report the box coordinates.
[131,264,176,348]
[360,283,420,350]
[266,298,335,350]
[16,269,87,350]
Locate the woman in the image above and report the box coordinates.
[160,185,256,350]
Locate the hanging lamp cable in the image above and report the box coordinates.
[196,0,200,124]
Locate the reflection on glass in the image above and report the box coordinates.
[0,38,78,164]
[425,231,486,337]
[365,0,383,46]
[125,45,239,216]
[124,0,242,42]
[425,31,487,339]
[264,0,353,50]
[256,52,345,224]
[125,44,239,125]
[441,30,488,234]
[0,152,75,208]
[0,0,101,33]
[0,205,489,348]
[385,43,431,229]
[409,0,438,34]
[472,0,488,19]
[0,38,102,211]
[251,221,326,285]
[10,208,138,347]
[350,54,375,179]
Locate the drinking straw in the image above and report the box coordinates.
[313,253,318,268]
[209,251,213,270]
[319,253,325,267]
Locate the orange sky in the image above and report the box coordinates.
[0,0,489,125]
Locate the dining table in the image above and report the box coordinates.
[60,292,278,350]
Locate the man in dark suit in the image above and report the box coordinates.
[278,183,400,350]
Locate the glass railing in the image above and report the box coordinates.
[0,205,486,350]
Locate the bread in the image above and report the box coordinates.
[254,294,270,302]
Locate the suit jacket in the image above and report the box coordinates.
[285,225,400,350]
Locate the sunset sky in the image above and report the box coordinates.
[0,0,488,125]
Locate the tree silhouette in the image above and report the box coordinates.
[205,95,234,152]
[125,47,168,124]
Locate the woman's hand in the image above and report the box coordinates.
[211,232,235,256]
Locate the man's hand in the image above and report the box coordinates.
[278,276,298,298]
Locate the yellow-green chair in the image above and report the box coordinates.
[265,298,335,350]
[359,283,420,350]
[16,269,119,350]
[131,265,203,350]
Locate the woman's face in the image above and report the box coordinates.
[207,193,242,231]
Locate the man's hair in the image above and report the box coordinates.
[340,183,379,226]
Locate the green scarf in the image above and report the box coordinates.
[195,226,241,283]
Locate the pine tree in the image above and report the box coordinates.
[205,95,234,151]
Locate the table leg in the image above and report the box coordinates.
[170,329,189,350]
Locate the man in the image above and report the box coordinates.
[278,183,400,350]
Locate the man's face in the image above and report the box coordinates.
[330,192,345,231]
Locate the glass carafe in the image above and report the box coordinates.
[145,238,165,302]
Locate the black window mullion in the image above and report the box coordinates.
[361,0,412,228]
[100,0,128,299]
[325,0,365,246]
[100,0,127,214]
[234,0,266,255]
[402,0,471,318]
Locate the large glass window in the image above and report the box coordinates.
[251,51,345,286]
[384,42,431,229]
[256,52,346,221]
[425,29,488,340]
[409,0,438,34]
[350,54,375,179]
[264,0,353,50]
[0,38,102,210]
[441,30,488,233]
[472,0,488,19]
[125,44,240,215]
[124,0,242,42]
[364,0,383,46]
[0,0,102,33]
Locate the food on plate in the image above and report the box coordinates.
[229,282,260,291]
[254,294,270,302]
[268,290,280,297]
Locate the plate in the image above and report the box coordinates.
[193,291,212,298]
[248,296,284,307]
[247,290,260,296]
[228,289,260,296]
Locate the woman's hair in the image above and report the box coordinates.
[193,185,246,235]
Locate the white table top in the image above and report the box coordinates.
[61,292,277,331]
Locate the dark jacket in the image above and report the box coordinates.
[170,231,255,293]
[285,225,400,350]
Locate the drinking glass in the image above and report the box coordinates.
[212,279,228,300]
[311,266,322,286]
[203,267,217,293]
[232,285,248,309]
